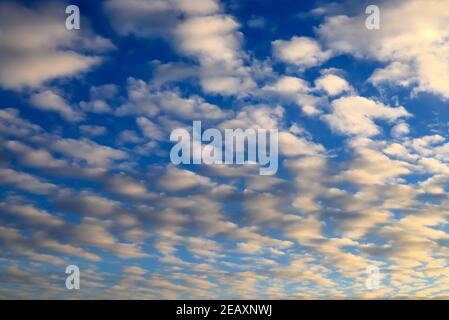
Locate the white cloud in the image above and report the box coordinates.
[158,166,215,191]
[262,76,325,116]
[338,145,412,185]
[105,0,252,95]
[104,0,220,37]
[391,122,410,139]
[30,90,84,122]
[0,2,111,89]
[51,138,127,168]
[314,74,352,96]
[104,0,179,37]
[173,0,219,15]
[278,132,325,157]
[317,0,449,99]
[117,78,230,120]
[175,15,255,95]
[80,100,112,114]
[136,117,165,141]
[0,108,42,137]
[369,62,415,88]
[323,96,411,136]
[236,242,262,254]
[0,201,64,227]
[272,36,331,69]
[264,76,310,95]
[0,168,56,195]
[219,105,284,130]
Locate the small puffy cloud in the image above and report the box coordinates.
[323,96,411,136]
[0,2,111,89]
[53,190,122,216]
[151,61,199,87]
[173,0,219,15]
[278,132,325,157]
[263,76,325,116]
[122,266,147,276]
[285,156,328,213]
[38,238,101,262]
[391,122,410,139]
[104,0,220,37]
[0,108,42,137]
[272,36,331,69]
[136,117,165,141]
[80,125,107,137]
[175,15,255,95]
[384,143,418,162]
[30,90,84,122]
[51,138,127,168]
[158,166,215,191]
[175,15,239,63]
[3,140,68,170]
[0,168,56,195]
[314,74,352,96]
[117,78,230,120]
[264,76,310,95]
[79,84,118,114]
[117,130,143,145]
[104,0,179,37]
[405,135,445,156]
[419,157,449,174]
[283,215,324,242]
[338,146,412,186]
[317,0,449,99]
[369,62,415,88]
[236,242,262,254]
[72,217,147,258]
[105,0,253,95]
[0,201,64,227]
[80,100,112,114]
[103,174,154,200]
[219,105,284,130]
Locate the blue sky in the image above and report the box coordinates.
[1,0,449,299]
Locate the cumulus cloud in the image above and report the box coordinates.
[0,168,56,195]
[104,0,220,37]
[175,15,255,94]
[0,108,43,137]
[264,76,310,95]
[272,36,331,69]
[391,122,410,139]
[158,166,215,191]
[323,96,411,136]
[278,132,325,157]
[219,105,284,130]
[117,78,230,120]
[51,138,127,168]
[314,74,353,96]
[317,0,449,99]
[369,62,415,88]
[0,2,112,89]
[262,76,325,116]
[30,90,84,122]
[0,200,64,227]
[105,0,253,95]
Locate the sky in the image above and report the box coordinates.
[1,0,449,299]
